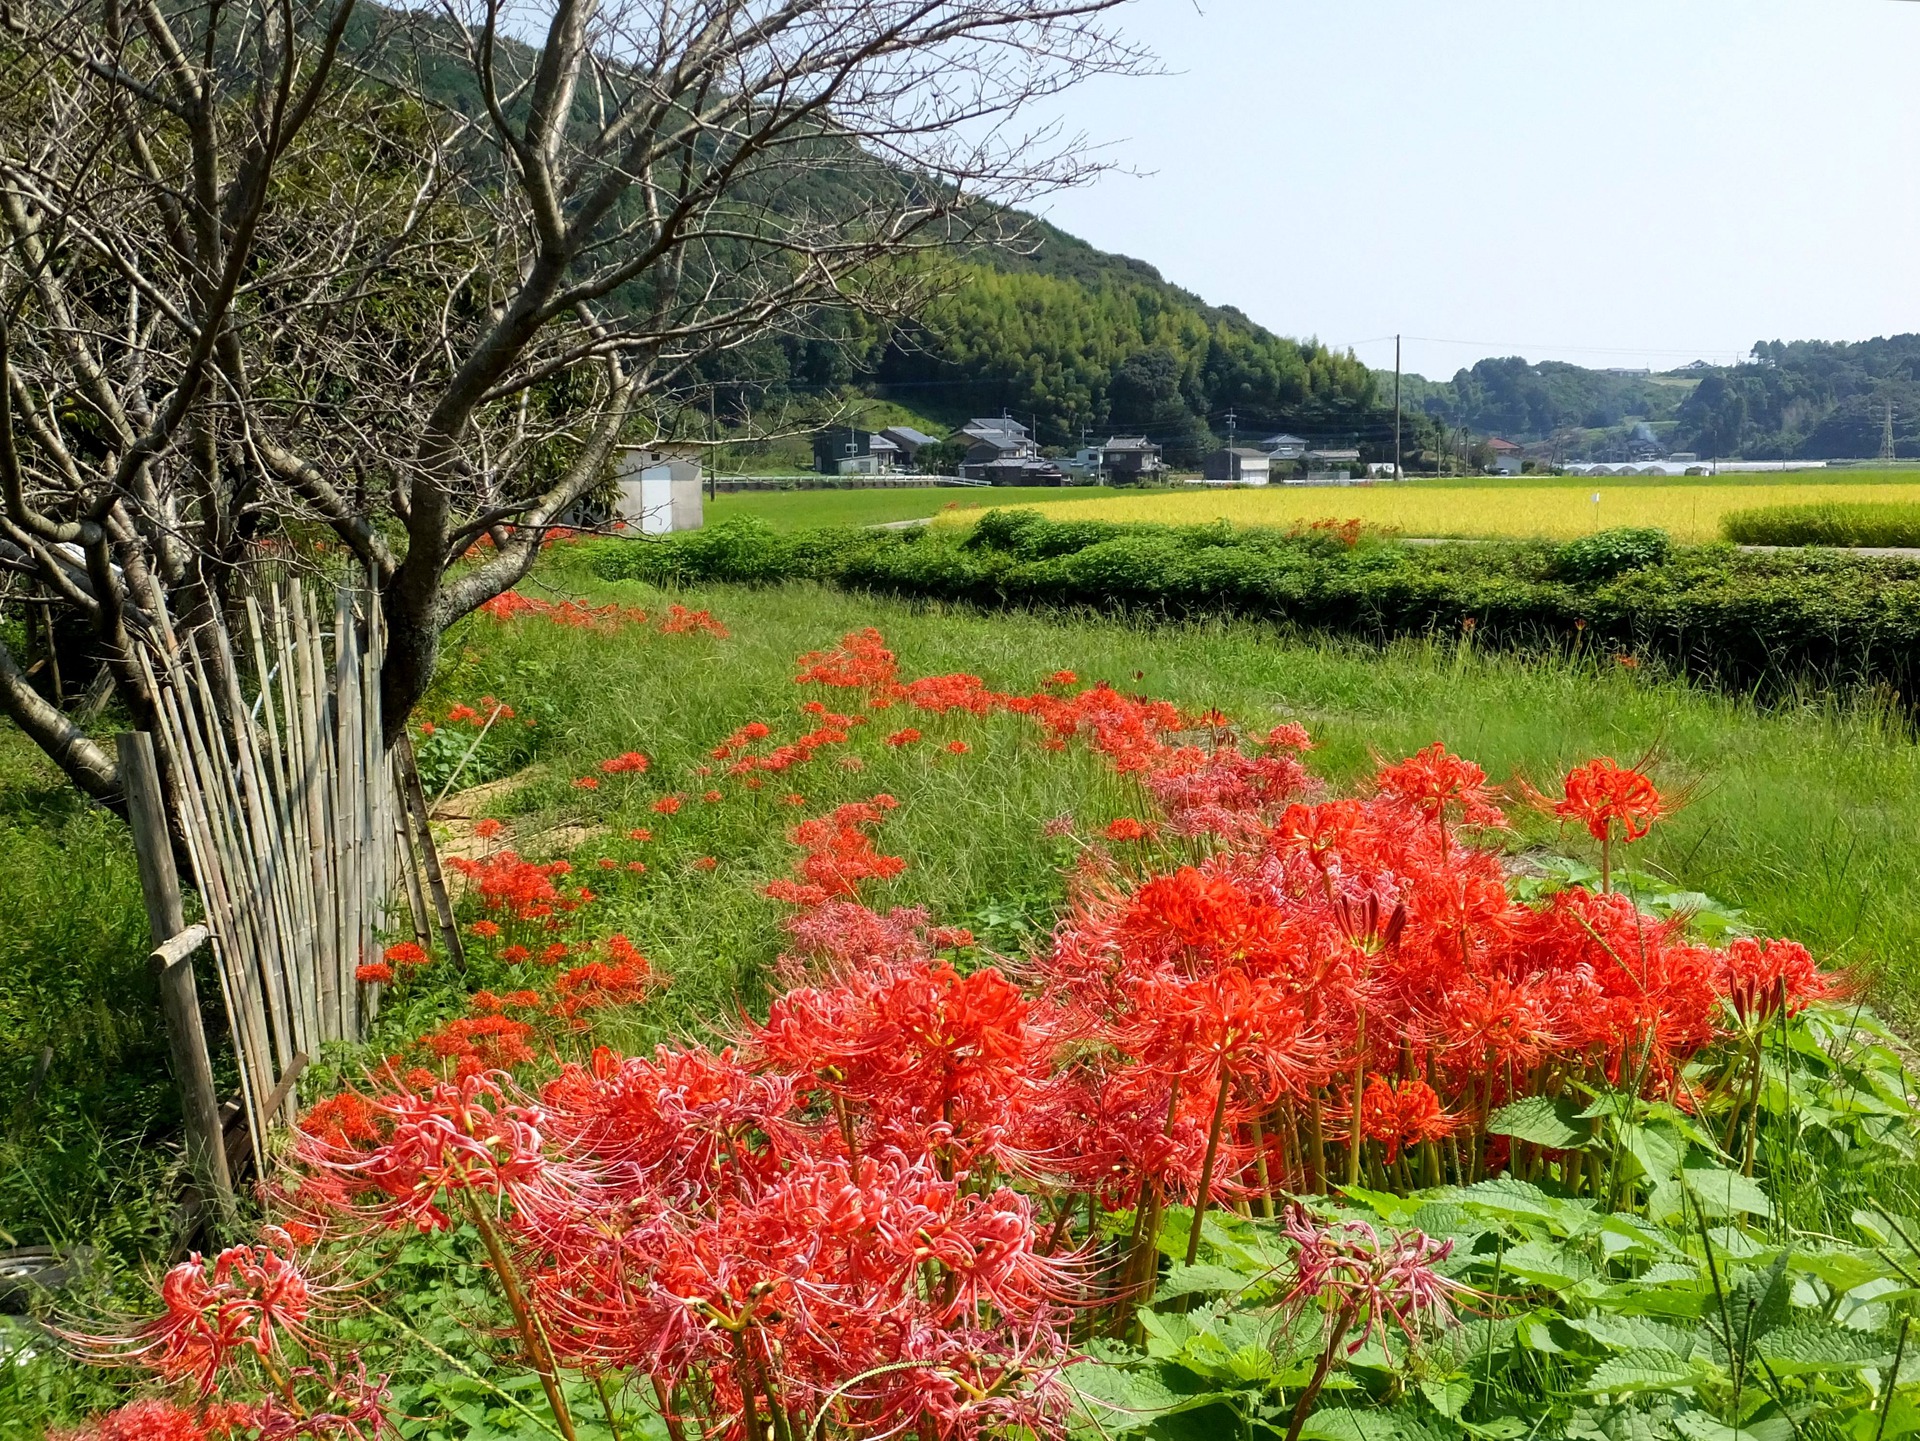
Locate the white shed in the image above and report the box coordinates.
[613,449,705,535]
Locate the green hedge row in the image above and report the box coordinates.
[589,512,1920,695]
[1722,500,1920,549]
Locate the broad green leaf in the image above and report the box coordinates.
[1153,1262,1264,1302]
[1501,1238,1598,1290]
[1418,1376,1474,1418]
[1064,1363,1232,1433]
[1298,1408,1439,1441]
[1681,1158,1773,1218]
[1754,1322,1885,1374]
[1338,1186,1427,1224]
[1452,1176,1591,1229]
[1617,1123,1683,1184]
[1488,1095,1587,1149]
[1565,1315,1696,1356]
[1584,1348,1700,1394]
[1672,1414,1793,1441]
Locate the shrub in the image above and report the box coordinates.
[599,510,1920,697]
[1553,526,1673,581]
[1721,500,1920,548]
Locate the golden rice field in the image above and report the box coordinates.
[953,478,1920,543]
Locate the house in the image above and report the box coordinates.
[981,457,1066,486]
[1487,437,1524,476]
[611,447,703,535]
[1260,434,1308,461]
[879,426,940,470]
[1202,448,1271,485]
[1096,436,1163,482]
[1304,449,1361,482]
[953,416,1039,479]
[813,428,901,476]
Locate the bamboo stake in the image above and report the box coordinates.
[396,732,465,968]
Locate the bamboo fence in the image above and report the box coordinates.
[139,579,404,1161]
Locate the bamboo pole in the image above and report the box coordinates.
[396,731,465,968]
[117,732,237,1228]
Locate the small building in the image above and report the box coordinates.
[1095,435,1163,482]
[813,428,901,476]
[1304,448,1360,482]
[612,448,704,535]
[1488,437,1524,476]
[981,456,1066,486]
[953,416,1039,479]
[1202,448,1271,485]
[879,426,940,470]
[1260,434,1308,461]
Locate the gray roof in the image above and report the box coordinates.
[881,426,939,448]
[1217,448,1269,460]
[1101,436,1159,451]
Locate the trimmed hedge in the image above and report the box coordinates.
[590,512,1920,696]
[1722,500,1920,549]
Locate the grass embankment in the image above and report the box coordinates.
[451,563,1920,1029]
[974,476,1920,542]
[708,483,1126,530]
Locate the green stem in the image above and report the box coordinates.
[466,1195,578,1441]
[1345,1007,1367,1189]
[1185,1067,1234,1266]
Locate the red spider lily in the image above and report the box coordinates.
[945,740,971,755]
[420,1015,537,1076]
[1355,1076,1456,1164]
[1551,756,1665,843]
[1373,743,1505,830]
[598,752,650,775]
[659,604,730,637]
[1716,936,1838,1027]
[1279,1207,1463,1353]
[884,727,922,746]
[50,1400,259,1441]
[354,963,393,986]
[652,795,683,815]
[73,1231,317,1398]
[794,628,898,691]
[1047,670,1077,687]
[501,944,531,964]
[382,942,428,968]
[292,1074,556,1232]
[573,776,600,790]
[473,818,504,840]
[701,789,723,803]
[470,920,501,939]
[626,828,652,842]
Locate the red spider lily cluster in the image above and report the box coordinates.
[74,627,1849,1441]
[478,593,728,638]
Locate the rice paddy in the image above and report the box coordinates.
[923,477,1920,542]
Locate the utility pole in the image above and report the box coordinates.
[1394,334,1403,481]
[1225,407,1238,454]
[1882,397,1897,465]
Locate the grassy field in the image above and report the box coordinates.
[441,561,1920,1032]
[11,566,1920,1434]
[936,476,1920,542]
[707,484,1126,530]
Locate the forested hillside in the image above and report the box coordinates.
[1395,338,1920,460]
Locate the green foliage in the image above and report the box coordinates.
[1554,528,1674,583]
[588,511,1920,699]
[1722,502,1920,549]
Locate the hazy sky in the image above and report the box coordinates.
[1035,0,1920,379]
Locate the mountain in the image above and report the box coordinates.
[1390,338,1920,461]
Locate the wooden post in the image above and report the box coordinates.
[395,732,465,969]
[117,731,237,1226]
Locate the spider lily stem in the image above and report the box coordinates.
[1185,1067,1234,1267]
[464,1193,579,1441]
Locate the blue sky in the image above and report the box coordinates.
[1036,0,1920,378]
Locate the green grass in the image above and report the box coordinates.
[443,559,1920,1034]
[705,484,1128,530]
[1723,498,1920,547]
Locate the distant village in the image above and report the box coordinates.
[809,415,1837,486]
[813,417,1374,486]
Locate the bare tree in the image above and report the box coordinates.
[0,0,1142,805]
